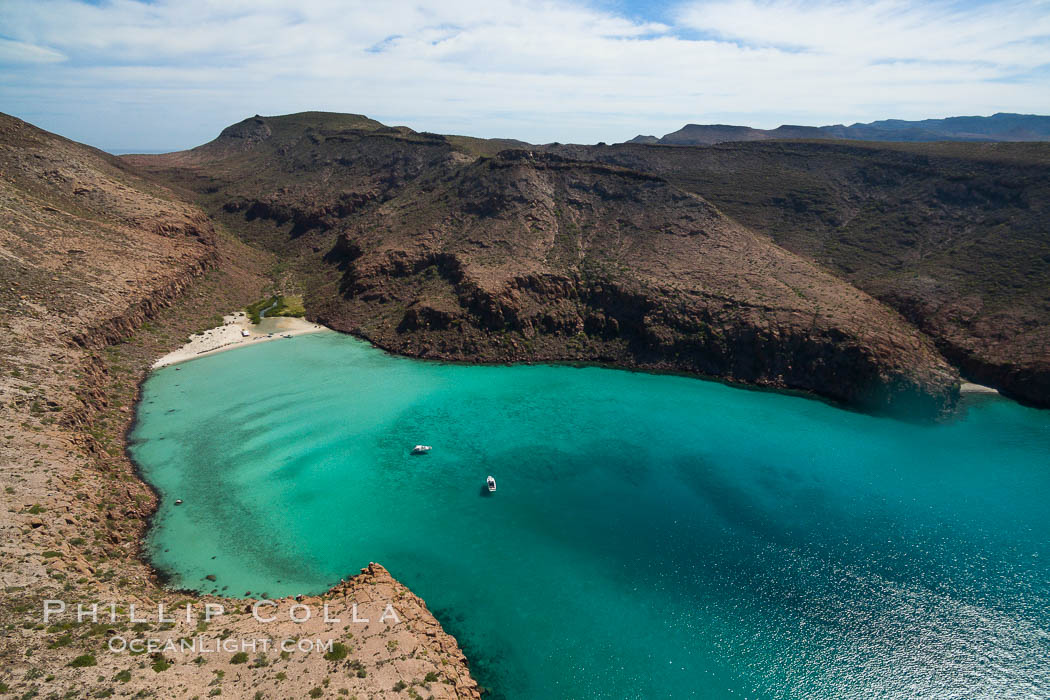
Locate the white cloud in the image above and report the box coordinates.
[0,0,1047,150]
[0,37,65,64]
[677,0,1050,67]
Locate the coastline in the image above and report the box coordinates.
[3,272,481,698]
[961,381,999,394]
[152,311,331,368]
[130,311,482,697]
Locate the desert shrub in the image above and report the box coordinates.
[324,643,349,662]
[69,654,97,667]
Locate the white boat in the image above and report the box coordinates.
[486,476,497,492]
[411,445,432,455]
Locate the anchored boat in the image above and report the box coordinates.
[486,475,497,492]
[411,445,432,455]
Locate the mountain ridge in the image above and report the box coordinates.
[630,112,1050,145]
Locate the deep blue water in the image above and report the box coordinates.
[130,332,1050,698]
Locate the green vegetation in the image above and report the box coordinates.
[48,633,72,648]
[230,651,249,664]
[245,297,275,324]
[271,294,306,318]
[245,294,306,323]
[324,642,349,661]
[68,654,97,667]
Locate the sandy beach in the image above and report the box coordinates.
[960,382,999,394]
[152,311,330,368]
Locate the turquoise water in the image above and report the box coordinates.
[130,333,1050,698]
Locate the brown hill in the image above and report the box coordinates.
[131,115,960,417]
[0,113,215,327]
[125,112,464,242]
[549,139,1050,406]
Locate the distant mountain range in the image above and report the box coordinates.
[627,113,1050,145]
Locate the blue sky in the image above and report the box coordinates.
[1,0,1048,152]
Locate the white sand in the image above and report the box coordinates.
[152,311,330,368]
[960,382,999,394]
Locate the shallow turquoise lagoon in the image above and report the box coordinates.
[130,332,1050,698]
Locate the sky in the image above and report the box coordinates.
[1,0,1048,152]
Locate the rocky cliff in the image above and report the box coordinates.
[316,150,959,416]
[550,139,1050,406]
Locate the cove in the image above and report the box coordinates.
[130,332,1050,699]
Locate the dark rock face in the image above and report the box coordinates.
[309,150,959,418]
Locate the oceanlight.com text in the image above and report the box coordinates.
[107,636,335,654]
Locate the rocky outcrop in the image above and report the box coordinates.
[878,285,1050,407]
[71,259,215,351]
